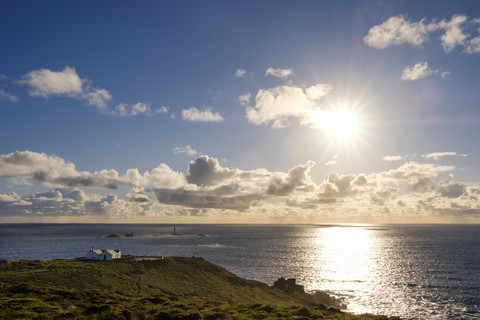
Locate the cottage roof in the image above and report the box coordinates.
[103,249,119,255]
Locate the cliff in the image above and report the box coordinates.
[0,257,401,319]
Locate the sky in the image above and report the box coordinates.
[0,0,479,224]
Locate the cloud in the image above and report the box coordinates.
[0,150,119,189]
[429,14,468,52]
[363,15,429,49]
[381,161,455,181]
[155,106,170,114]
[181,107,224,122]
[235,69,247,77]
[153,157,318,211]
[305,84,333,100]
[422,152,467,161]
[238,92,251,106]
[17,66,160,117]
[266,161,316,196]
[0,150,188,191]
[401,61,449,81]
[19,66,112,110]
[325,154,337,166]
[265,67,294,78]
[153,188,263,211]
[365,14,480,54]
[382,155,403,161]
[186,156,237,187]
[173,146,198,156]
[113,102,152,117]
[0,88,19,103]
[19,66,85,98]
[466,18,480,53]
[245,84,332,129]
[0,187,157,218]
[1,151,479,221]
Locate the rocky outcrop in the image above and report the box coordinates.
[272,277,305,294]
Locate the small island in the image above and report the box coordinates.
[0,257,402,319]
[107,233,120,238]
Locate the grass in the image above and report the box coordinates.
[0,257,402,319]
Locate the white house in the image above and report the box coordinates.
[86,247,121,260]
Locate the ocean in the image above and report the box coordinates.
[0,223,479,320]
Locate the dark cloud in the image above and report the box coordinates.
[186,156,236,186]
[153,188,263,211]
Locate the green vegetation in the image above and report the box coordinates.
[0,257,401,319]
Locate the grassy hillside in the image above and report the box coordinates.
[0,257,402,320]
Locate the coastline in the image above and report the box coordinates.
[0,256,403,319]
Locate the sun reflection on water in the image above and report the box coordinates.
[296,226,381,314]
[312,227,375,291]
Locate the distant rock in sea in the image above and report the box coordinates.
[125,233,136,237]
[107,234,120,238]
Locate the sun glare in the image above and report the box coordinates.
[309,108,359,141]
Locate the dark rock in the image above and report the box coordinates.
[271,277,305,294]
[125,233,136,237]
[83,304,111,315]
[314,303,328,310]
[327,306,342,313]
[296,307,311,317]
[107,233,120,238]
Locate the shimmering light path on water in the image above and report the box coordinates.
[0,224,479,319]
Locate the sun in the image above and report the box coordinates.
[309,108,359,141]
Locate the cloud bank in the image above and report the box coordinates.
[1,150,479,222]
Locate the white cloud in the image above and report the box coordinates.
[0,88,19,103]
[181,107,224,122]
[235,69,247,77]
[365,14,480,54]
[325,154,337,166]
[155,106,170,114]
[113,102,152,117]
[401,61,448,81]
[381,161,455,181]
[19,66,84,98]
[173,146,198,156]
[17,66,160,117]
[382,155,403,161]
[18,66,113,110]
[422,152,467,161]
[0,74,8,80]
[265,67,294,78]
[238,92,251,106]
[84,88,112,110]
[305,84,333,100]
[466,18,480,53]
[363,15,429,49]
[245,84,332,129]
[429,14,468,52]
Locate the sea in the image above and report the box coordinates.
[0,223,479,320]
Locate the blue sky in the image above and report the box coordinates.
[1,0,479,223]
